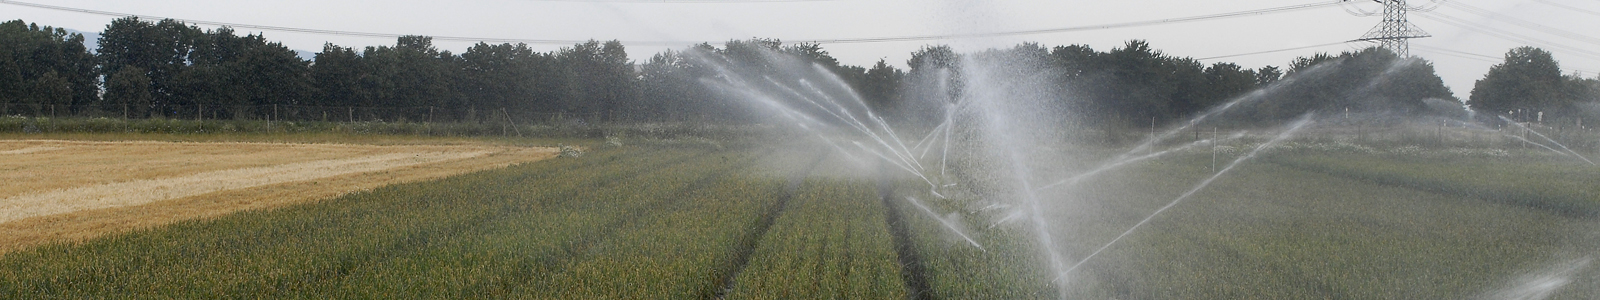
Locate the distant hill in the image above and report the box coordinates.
[61,28,99,53]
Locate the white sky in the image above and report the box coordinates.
[4,0,1598,100]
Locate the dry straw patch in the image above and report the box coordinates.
[0,140,558,254]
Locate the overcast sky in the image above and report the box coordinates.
[4,0,1597,100]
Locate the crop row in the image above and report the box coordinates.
[723,179,906,299]
[1267,152,1600,218]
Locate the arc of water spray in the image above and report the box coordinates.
[1115,62,1343,161]
[1058,115,1316,281]
[1457,121,1569,156]
[850,141,947,198]
[804,65,930,173]
[815,63,928,170]
[1498,116,1596,165]
[905,196,986,251]
[771,77,924,172]
[792,78,930,174]
[915,121,950,159]
[1035,132,1248,193]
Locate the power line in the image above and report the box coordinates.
[801,1,1345,44]
[1534,0,1600,17]
[510,0,844,2]
[1411,44,1499,61]
[1410,45,1501,63]
[1410,44,1600,78]
[1415,11,1600,60]
[0,0,1345,45]
[1195,41,1351,60]
[0,0,658,45]
[1440,1,1600,47]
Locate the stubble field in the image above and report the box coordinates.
[0,139,557,254]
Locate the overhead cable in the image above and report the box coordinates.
[1195,41,1351,60]
[1534,0,1600,17]
[0,0,1345,45]
[1415,11,1600,60]
[1440,1,1600,47]
[801,1,1344,44]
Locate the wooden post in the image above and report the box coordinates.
[1148,117,1155,154]
[198,104,203,122]
[1437,119,1444,147]
[503,108,521,137]
[1211,127,1218,174]
[1192,120,1198,143]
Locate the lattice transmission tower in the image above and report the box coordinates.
[1352,0,1431,57]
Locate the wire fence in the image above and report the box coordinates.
[4,102,1598,152]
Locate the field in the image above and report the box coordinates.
[1,132,1598,299]
[0,138,558,254]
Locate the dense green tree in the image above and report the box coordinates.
[169,27,309,119]
[361,36,453,121]
[1202,62,1259,109]
[556,40,634,122]
[638,46,733,122]
[901,45,962,124]
[458,42,563,121]
[1241,47,1453,122]
[104,66,152,118]
[861,59,904,114]
[1087,40,1211,125]
[1255,66,1283,86]
[98,17,205,110]
[1469,47,1567,120]
[310,43,365,109]
[0,20,98,116]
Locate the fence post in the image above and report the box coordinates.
[1211,127,1218,174]
[503,107,521,137]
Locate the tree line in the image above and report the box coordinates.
[3,17,1593,127]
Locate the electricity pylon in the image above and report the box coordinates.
[1352,0,1431,57]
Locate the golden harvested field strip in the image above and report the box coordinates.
[0,139,558,254]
